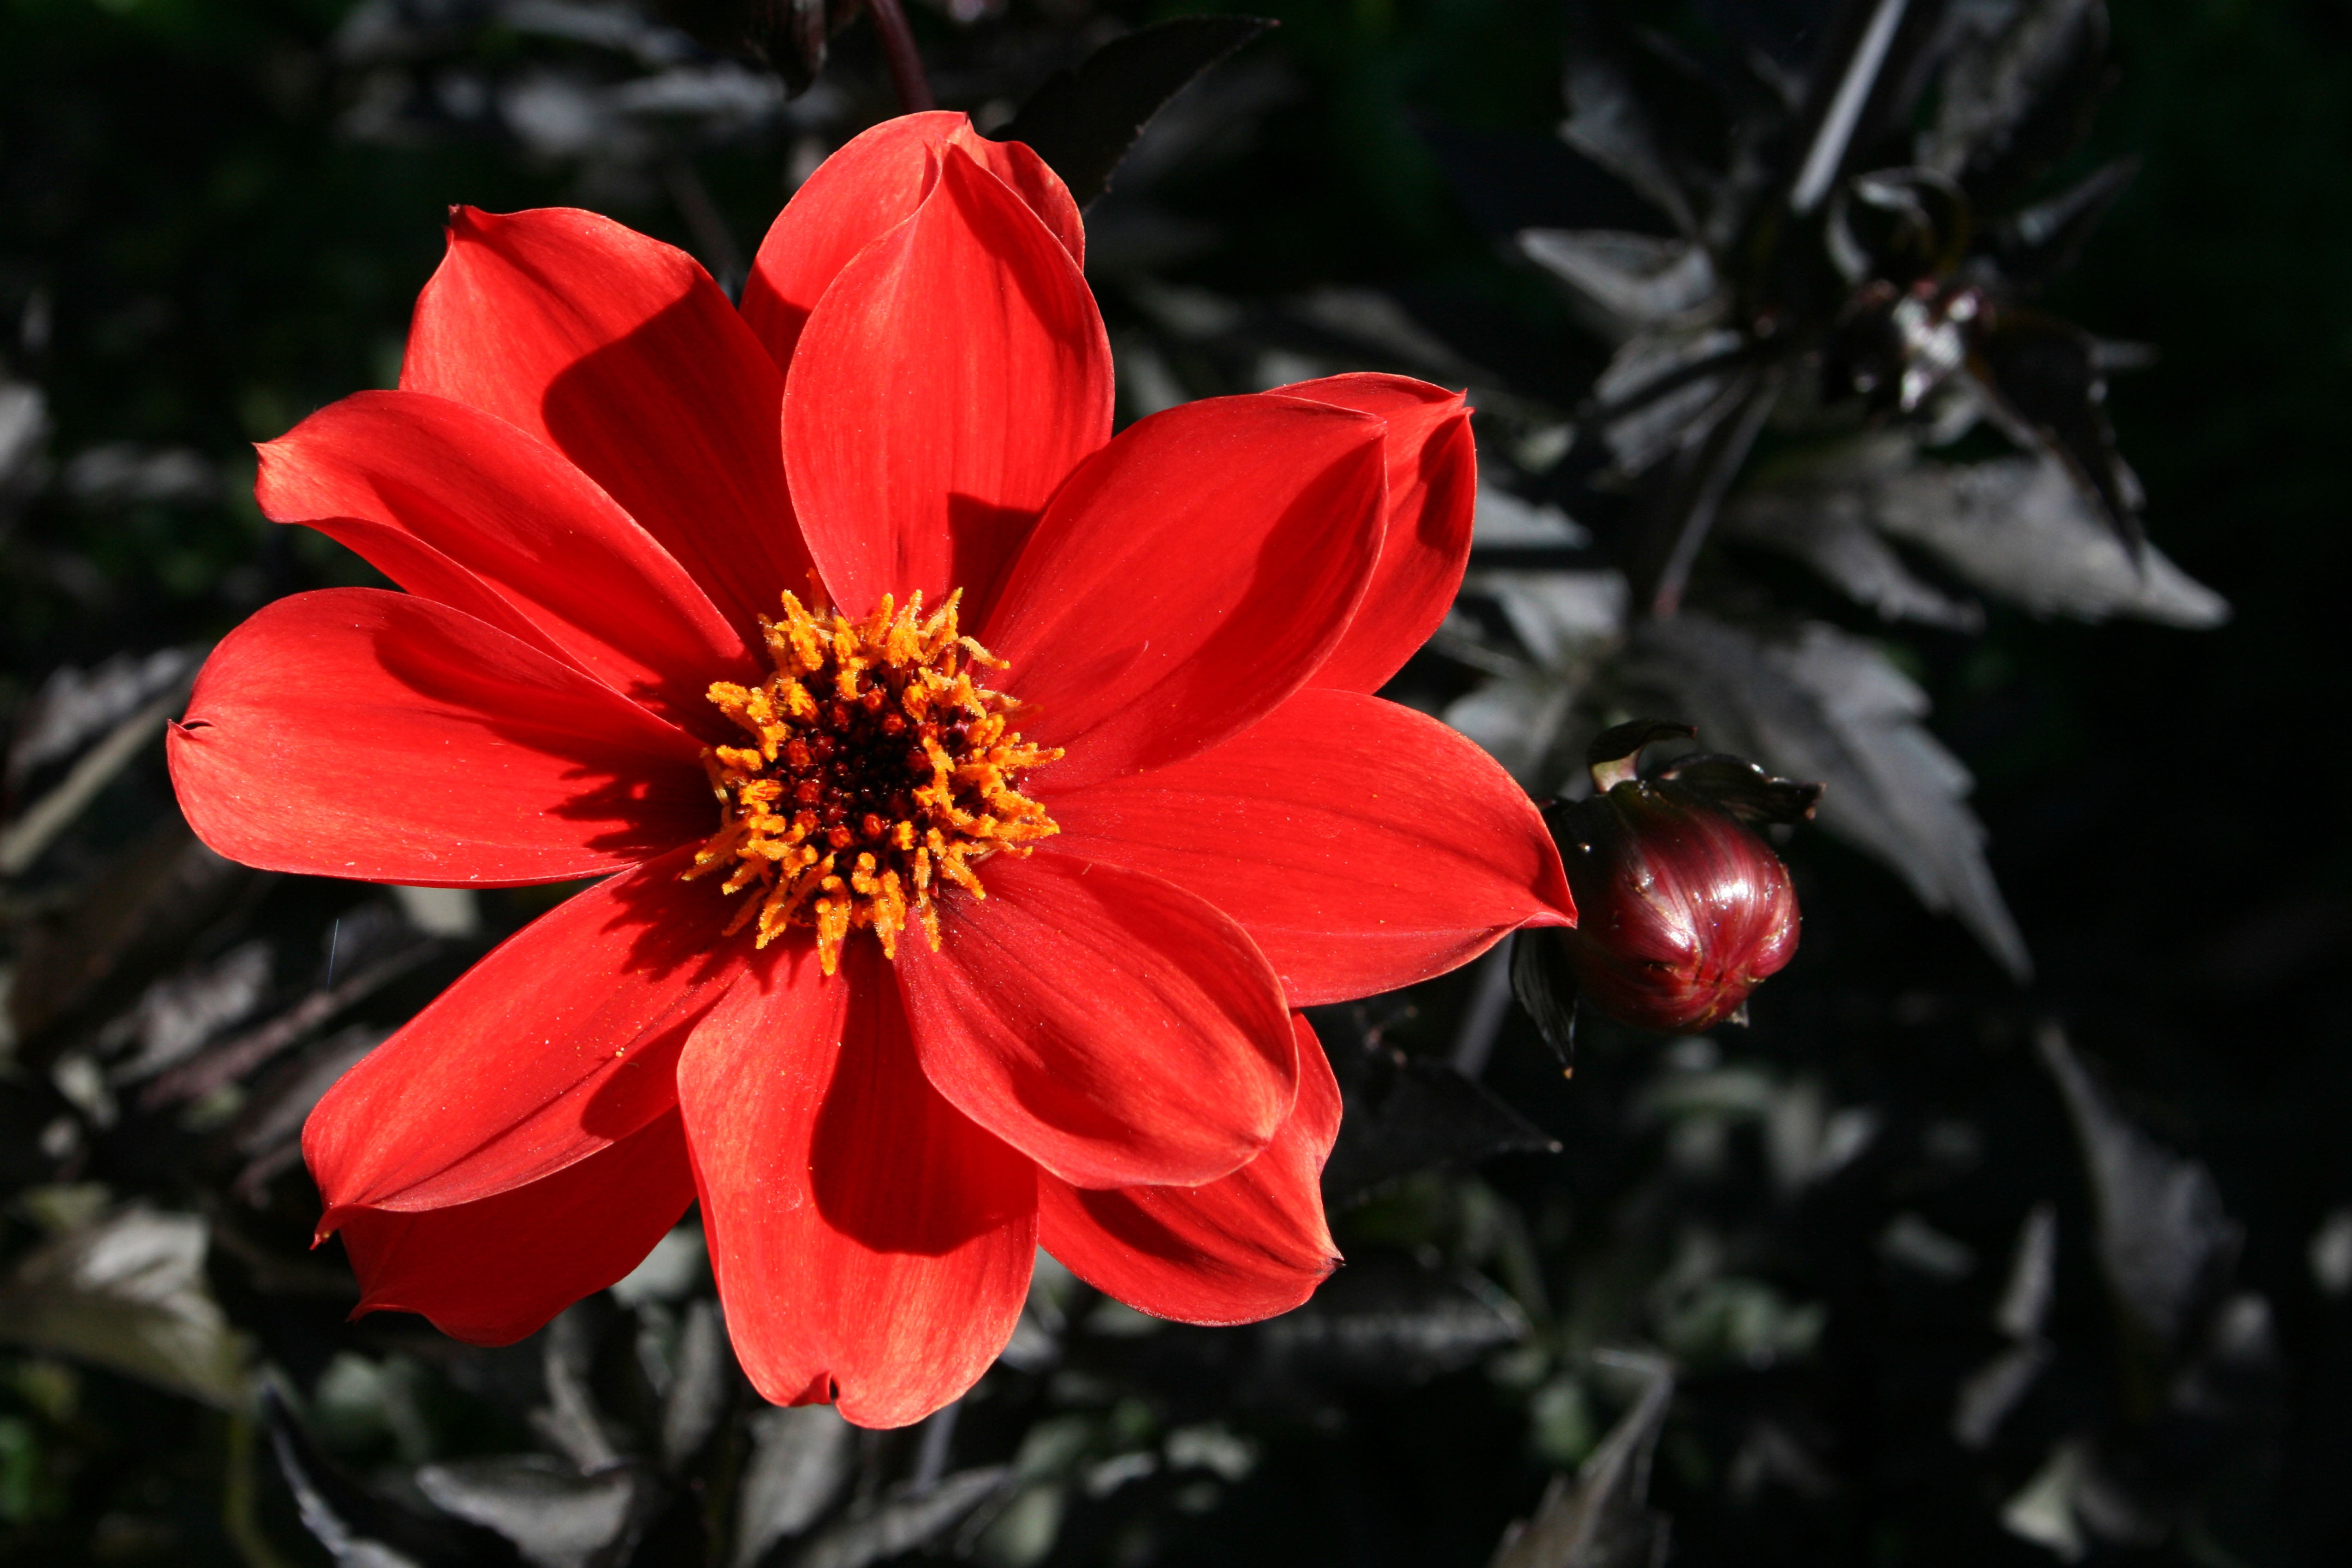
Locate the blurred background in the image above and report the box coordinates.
[2,1,2348,1564]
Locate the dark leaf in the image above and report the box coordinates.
[1520,231,1723,341]
[1969,304,2140,550]
[1993,156,2139,290]
[996,18,1274,208]
[1510,928,1581,1070]
[1256,1248,1528,1386]
[789,1467,1006,1568]
[1318,1021,1558,1210]
[1586,718,1698,772]
[2036,1025,2240,1353]
[1419,120,1677,240]
[652,0,860,95]
[412,1456,645,1568]
[659,1299,733,1473]
[1489,1353,1673,1568]
[732,1406,855,1568]
[7,821,251,1052]
[1921,0,2112,205]
[264,1385,520,1568]
[0,1203,244,1404]
[1651,753,1825,825]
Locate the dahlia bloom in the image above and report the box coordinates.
[168,113,1574,1427]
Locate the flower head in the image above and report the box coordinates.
[167,113,1574,1427]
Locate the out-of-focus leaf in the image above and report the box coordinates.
[266,1385,517,1568]
[1318,1025,1558,1210]
[2037,1025,2240,1351]
[1721,462,1984,629]
[1727,434,2224,625]
[733,1405,855,1568]
[8,821,251,1048]
[1517,231,1722,339]
[1489,1353,1672,1568]
[0,683,185,878]
[1952,1340,2052,1451]
[1994,156,2139,290]
[1559,53,1695,238]
[533,1306,623,1471]
[1997,1202,2060,1341]
[1589,327,1747,476]
[658,1299,731,1472]
[59,443,217,506]
[101,938,273,1084]
[141,937,440,1109]
[229,1025,385,1202]
[0,380,47,490]
[1920,0,2110,201]
[1256,1249,1529,1385]
[413,1456,642,1568]
[653,0,854,95]
[1615,613,2029,977]
[790,1466,1006,1568]
[1970,306,2141,550]
[0,1203,244,1405]
[997,18,1273,208]
[6,647,197,790]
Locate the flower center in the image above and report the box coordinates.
[683,585,1060,975]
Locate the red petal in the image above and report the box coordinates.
[305,848,741,1220]
[1044,688,1575,1005]
[896,853,1298,1189]
[981,394,1389,791]
[169,589,708,886]
[401,207,811,639]
[1039,1014,1340,1325]
[1272,374,1478,693]
[781,143,1112,622]
[741,112,1084,374]
[338,1109,695,1347]
[257,391,755,735]
[679,939,1037,1429]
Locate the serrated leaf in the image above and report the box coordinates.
[1489,1354,1672,1568]
[1318,1027,1558,1210]
[1614,613,2029,977]
[1731,433,2223,625]
[1721,451,1985,630]
[0,1203,245,1405]
[997,18,1273,208]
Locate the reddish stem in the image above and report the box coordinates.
[866,0,935,114]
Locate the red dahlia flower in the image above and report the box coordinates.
[167,113,1575,1427]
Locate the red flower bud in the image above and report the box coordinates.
[1518,721,1818,1040]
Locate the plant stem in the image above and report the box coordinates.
[867,0,935,114]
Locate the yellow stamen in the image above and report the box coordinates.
[683,585,1061,975]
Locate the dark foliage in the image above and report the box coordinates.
[2,1,2346,1566]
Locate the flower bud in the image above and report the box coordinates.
[1517,721,1818,1041]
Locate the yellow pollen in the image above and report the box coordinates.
[683,583,1061,975]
